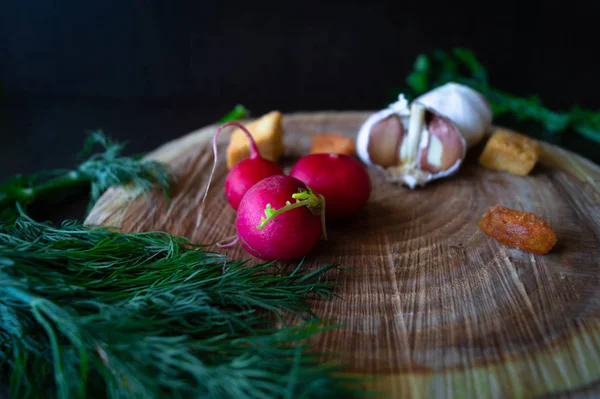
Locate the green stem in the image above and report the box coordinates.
[257,201,313,229]
[31,171,90,201]
[256,188,327,240]
[575,126,600,145]
[0,171,90,210]
[218,105,249,123]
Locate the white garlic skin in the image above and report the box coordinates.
[356,95,466,189]
[415,82,492,147]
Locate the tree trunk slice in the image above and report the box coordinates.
[86,112,600,398]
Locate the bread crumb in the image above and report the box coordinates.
[226,111,284,169]
[479,128,540,176]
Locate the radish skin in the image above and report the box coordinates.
[290,153,371,219]
[236,175,323,262]
[225,156,283,210]
[203,121,283,210]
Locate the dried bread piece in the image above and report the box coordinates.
[226,111,284,169]
[478,205,557,254]
[479,128,540,176]
[310,133,356,156]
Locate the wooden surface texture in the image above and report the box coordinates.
[86,112,600,398]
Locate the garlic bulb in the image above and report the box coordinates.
[356,94,466,188]
[356,83,492,188]
[415,82,492,147]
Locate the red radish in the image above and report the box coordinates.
[290,153,371,219]
[224,156,283,210]
[203,121,283,210]
[236,175,326,262]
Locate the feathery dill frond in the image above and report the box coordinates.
[0,131,171,215]
[76,131,170,206]
[0,212,360,398]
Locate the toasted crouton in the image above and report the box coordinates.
[226,111,284,169]
[310,133,356,156]
[479,128,540,176]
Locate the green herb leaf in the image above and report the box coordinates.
[452,48,488,86]
[404,48,600,144]
[0,131,171,217]
[218,104,249,123]
[406,54,430,96]
[0,209,362,398]
[1,105,251,219]
[77,130,171,207]
[0,105,363,398]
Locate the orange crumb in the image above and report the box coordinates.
[479,128,541,176]
[478,205,557,254]
[310,133,356,156]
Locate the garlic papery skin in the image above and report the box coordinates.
[356,94,466,189]
[415,82,492,147]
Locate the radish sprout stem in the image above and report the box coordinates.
[256,187,327,239]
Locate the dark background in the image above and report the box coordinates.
[1,0,599,218]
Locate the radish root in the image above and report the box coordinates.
[202,121,260,203]
[216,234,240,248]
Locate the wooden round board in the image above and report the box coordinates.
[86,112,600,398]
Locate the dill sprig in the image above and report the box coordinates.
[0,106,365,398]
[0,210,359,398]
[0,131,171,215]
[0,103,251,218]
[405,48,600,144]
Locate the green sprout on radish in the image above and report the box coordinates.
[256,186,328,240]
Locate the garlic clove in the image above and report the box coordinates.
[420,113,465,173]
[367,115,404,167]
[415,82,492,148]
[356,94,411,165]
